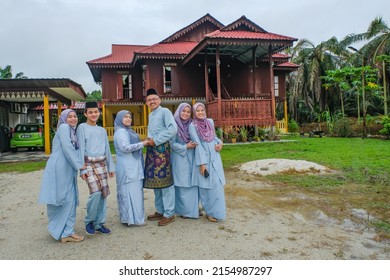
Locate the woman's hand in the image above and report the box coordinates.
[147,138,155,146]
[186,141,198,149]
[215,142,223,152]
[199,164,206,176]
[142,139,149,146]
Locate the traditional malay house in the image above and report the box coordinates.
[87,14,298,140]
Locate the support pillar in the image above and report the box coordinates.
[43,94,50,155]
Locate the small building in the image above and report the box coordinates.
[87,14,298,140]
[0,78,86,154]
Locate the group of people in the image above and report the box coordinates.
[38,88,226,243]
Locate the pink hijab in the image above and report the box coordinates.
[192,103,215,142]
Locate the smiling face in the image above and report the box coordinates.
[84,107,100,125]
[66,111,78,127]
[122,113,132,127]
[180,106,191,121]
[145,95,161,111]
[195,105,206,119]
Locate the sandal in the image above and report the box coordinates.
[61,233,84,243]
[206,215,218,222]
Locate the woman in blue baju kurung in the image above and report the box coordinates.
[171,103,199,218]
[114,110,149,226]
[38,109,85,243]
[189,103,226,222]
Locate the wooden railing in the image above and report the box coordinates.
[206,98,274,127]
[276,120,287,133]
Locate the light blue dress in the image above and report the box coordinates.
[114,128,145,225]
[39,124,84,240]
[189,119,226,220]
[146,106,177,218]
[77,123,115,229]
[170,136,199,218]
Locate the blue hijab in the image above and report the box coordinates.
[58,109,79,150]
[114,110,142,159]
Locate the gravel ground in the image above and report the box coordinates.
[0,160,389,260]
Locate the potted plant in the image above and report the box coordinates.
[258,128,267,141]
[228,129,237,143]
[239,126,248,142]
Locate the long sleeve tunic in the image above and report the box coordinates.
[77,123,115,173]
[147,106,177,145]
[39,124,84,206]
[189,119,226,189]
[170,135,195,188]
[114,128,144,185]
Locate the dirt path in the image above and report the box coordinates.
[0,168,389,260]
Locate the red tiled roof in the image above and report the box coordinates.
[273,53,291,59]
[87,44,148,65]
[206,30,297,41]
[274,62,300,68]
[136,42,198,56]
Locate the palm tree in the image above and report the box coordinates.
[342,16,390,115]
[288,37,347,122]
[0,65,27,79]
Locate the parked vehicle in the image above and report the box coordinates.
[10,123,53,153]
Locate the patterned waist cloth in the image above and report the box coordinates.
[84,156,110,197]
[143,142,173,189]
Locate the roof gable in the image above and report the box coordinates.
[222,15,267,33]
[160,13,224,43]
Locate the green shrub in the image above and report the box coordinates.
[333,117,353,137]
[379,116,390,139]
[288,119,299,134]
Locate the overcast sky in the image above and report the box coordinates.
[1,0,389,93]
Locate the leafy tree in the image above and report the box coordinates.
[343,16,390,115]
[85,90,102,101]
[322,66,379,120]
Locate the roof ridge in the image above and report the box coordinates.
[221,15,267,33]
[160,13,224,43]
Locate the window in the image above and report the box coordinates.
[122,74,132,99]
[163,65,173,94]
[274,76,279,97]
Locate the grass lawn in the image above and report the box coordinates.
[221,136,390,234]
[1,135,389,233]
